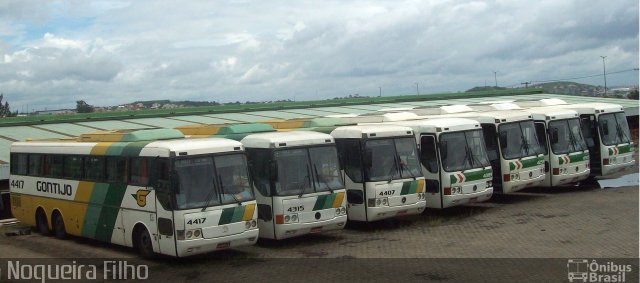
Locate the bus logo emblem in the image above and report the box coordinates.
[132,190,151,207]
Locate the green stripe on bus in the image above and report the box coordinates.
[230,206,245,223]
[218,207,235,225]
[120,141,153,156]
[313,195,328,211]
[94,183,127,242]
[104,142,128,156]
[81,182,109,238]
[322,193,336,209]
[618,145,632,154]
[520,157,543,169]
[401,180,420,195]
[464,169,492,182]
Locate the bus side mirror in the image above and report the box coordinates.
[268,161,278,181]
[549,128,559,144]
[499,132,507,146]
[439,142,447,160]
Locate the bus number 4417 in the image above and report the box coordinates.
[187,218,206,225]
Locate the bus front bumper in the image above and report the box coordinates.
[274,215,347,240]
[365,200,426,222]
[175,229,259,257]
[502,173,545,194]
[442,187,493,208]
[550,168,591,187]
[602,158,635,176]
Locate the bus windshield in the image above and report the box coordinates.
[273,146,343,196]
[364,137,422,182]
[440,129,491,172]
[599,112,632,146]
[173,154,254,210]
[549,119,588,154]
[499,121,544,160]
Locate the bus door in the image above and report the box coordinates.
[580,114,600,174]
[480,124,503,191]
[419,135,441,208]
[336,139,367,221]
[534,122,550,186]
[151,158,176,256]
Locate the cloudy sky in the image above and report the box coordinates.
[0,0,638,111]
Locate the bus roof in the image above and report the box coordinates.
[240,131,335,149]
[386,117,482,134]
[330,124,414,139]
[424,110,532,124]
[520,107,579,121]
[11,137,243,157]
[546,102,625,115]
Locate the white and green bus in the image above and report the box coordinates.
[411,106,546,193]
[511,105,591,186]
[516,99,635,177]
[178,123,348,240]
[9,129,258,258]
[241,129,347,239]
[330,125,427,222]
[388,118,494,208]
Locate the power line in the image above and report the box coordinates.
[504,68,638,87]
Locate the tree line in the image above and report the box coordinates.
[0,94,17,117]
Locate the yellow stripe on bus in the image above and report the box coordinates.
[242,203,255,221]
[416,179,425,193]
[90,142,115,155]
[14,194,89,237]
[74,182,94,202]
[332,192,345,208]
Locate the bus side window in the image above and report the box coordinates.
[44,155,63,178]
[84,156,105,181]
[10,153,28,175]
[580,115,596,148]
[246,149,272,197]
[106,157,128,183]
[28,154,44,176]
[419,135,438,173]
[64,156,83,179]
[336,139,363,183]
[130,158,149,186]
[534,122,548,154]
[481,124,498,161]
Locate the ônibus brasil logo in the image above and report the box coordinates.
[567,259,632,282]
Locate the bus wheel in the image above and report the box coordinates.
[134,226,155,258]
[52,211,67,239]
[35,208,50,235]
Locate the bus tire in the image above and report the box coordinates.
[133,226,155,258]
[52,211,67,239]
[35,208,50,235]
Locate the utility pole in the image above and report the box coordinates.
[415,82,419,95]
[493,71,498,87]
[379,86,382,97]
[521,82,530,88]
[600,56,607,96]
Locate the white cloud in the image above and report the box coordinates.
[0,0,637,110]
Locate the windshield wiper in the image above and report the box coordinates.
[615,123,631,144]
[297,164,311,198]
[567,127,579,151]
[202,177,219,212]
[386,155,399,183]
[218,174,242,206]
[396,155,417,180]
[313,164,334,193]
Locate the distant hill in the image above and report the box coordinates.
[533,81,603,96]
[466,86,508,92]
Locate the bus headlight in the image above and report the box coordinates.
[291,214,298,223]
[340,207,346,215]
[178,228,203,240]
[376,199,382,206]
[284,215,290,223]
[486,180,492,188]
[452,186,462,194]
[381,198,388,206]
